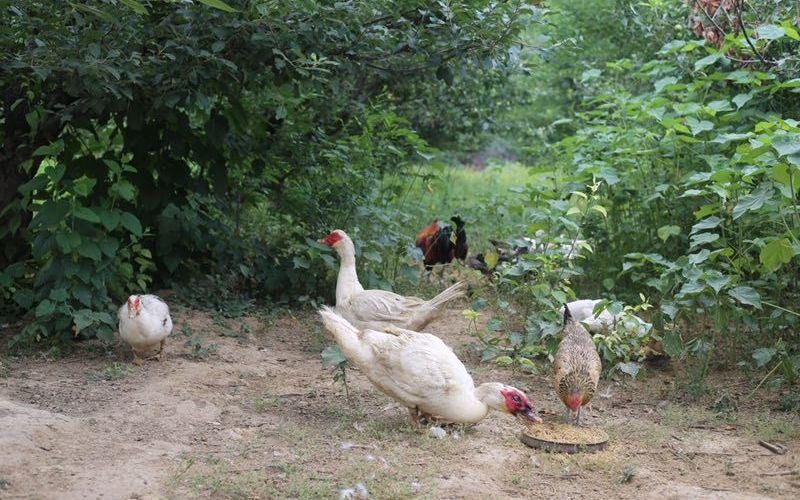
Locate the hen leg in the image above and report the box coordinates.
[575,406,583,426]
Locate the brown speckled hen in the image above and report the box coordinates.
[553,303,601,425]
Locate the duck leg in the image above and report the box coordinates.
[132,350,144,366]
[156,339,166,361]
[408,407,422,427]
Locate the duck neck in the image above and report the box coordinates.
[453,382,506,422]
[335,243,363,305]
[474,382,507,415]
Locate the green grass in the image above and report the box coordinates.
[84,362,133,381]
[382,162,555,248]
[252,393,282,412]
[751,414,800,441]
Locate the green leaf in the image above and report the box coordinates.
[118,0,147,14]
[33,200,69,228]
[732,187,771,220]
[782,23,800,41]
[494,355,513,366]
[31,140,64,157]
[73,309,95,332]
[74,206,101,224]
[484,251,499,270]
[70,2,114,22]
[711,132,753,144]
[617,362,641,379]
[120,212,143,237]
[73,285,92,307]
[654,76,678,93]
[55,231,81,253]
[755,24,785,41]
[694,53,723,71]
[732,92,754,109]
[321,344,347,368]
[35,299,55,318]
[72,176,97,197]
[772,134,800,157]
[211,41,226,53]
[686,117,714,136]
[99,209,121,231]
[690,216,722,234]
[678,280,705,296]
[590,205,607,217]
[14,289,34,309]
[78,240,102,261]
[728,286,762,309]
[703,272,730,294]
[662,329,683,359]
[197,0,238,12]
[752,347,777,368]
[363,250,383,263]
[99,237,120,258]
[111,180,136,201]
[49,288,68,302]
[707,100,732,113]
[580,68,601,82]
[688,249,710,265]
[657,225,680,241]
[690,232,719,248]
[760,238,797,272]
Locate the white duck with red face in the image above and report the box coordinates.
[318,306,541,426]
[319,230,465,332]
[118,294,173,365]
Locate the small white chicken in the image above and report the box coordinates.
[118,294,173,365]
[564,299,649,335]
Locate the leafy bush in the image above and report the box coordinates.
[0,0,531,346]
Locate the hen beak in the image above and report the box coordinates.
[519,406,542,423]
[317,238,326,244]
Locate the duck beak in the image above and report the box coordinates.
[519,406,542,423]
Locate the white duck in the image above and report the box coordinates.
[318,306,541,425]
[319,230,466,331]
[565,299,649,334]
[118,294,173,365]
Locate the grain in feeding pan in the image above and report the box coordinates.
[519,420,608,454]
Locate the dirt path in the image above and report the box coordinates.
[1,305,799,499]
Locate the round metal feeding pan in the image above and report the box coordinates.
[519,421,609,454]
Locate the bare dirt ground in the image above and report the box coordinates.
[1,303,799,499]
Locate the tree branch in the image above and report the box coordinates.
[734,0,769,65]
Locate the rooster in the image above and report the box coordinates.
[451,216,468,261]
[118,294,173,365]
[415,216,468,270]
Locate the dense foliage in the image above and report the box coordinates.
[430,0,800,390]
[0,0,532,343]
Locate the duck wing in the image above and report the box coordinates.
[341,290,425,325]
[363,330,469,408]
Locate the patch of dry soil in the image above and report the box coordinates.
[1,305,799,499]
